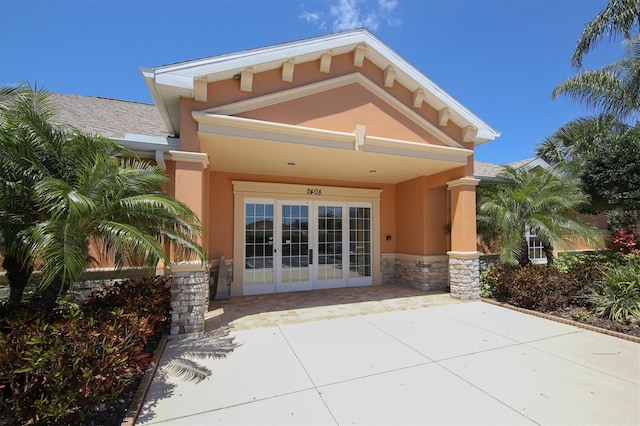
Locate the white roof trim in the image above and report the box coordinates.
[192,113,472,163]
[143,29,499,143]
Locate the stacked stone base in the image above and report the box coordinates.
[448,253,480,300]
[382,254,448,291]
[169,263,209,337]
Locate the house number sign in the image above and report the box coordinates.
[306,188,323,196]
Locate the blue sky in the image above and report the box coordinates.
[0,0,621,164]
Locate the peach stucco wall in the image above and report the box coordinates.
[206,171,396,260]
[240,83,446,146]
[174,51,477,262]
[395,175,452,256]
[179,53,465,152]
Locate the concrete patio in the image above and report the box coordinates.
[137,286,640,425]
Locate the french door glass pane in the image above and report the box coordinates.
[245,203,274,284]
[281,204,309,283]
[349,206,371,278]
[318,206,343,281]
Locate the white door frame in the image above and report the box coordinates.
[233,181,381,296]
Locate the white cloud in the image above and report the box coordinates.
[299,0,400,32]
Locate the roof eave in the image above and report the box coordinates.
[143,29,500,144]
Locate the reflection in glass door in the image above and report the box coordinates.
[244,199,372,294]
[277,202,311,292]
[349,205,372,285]
[315,205,345,289]
[244,202,274,290]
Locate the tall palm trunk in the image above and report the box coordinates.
[518,237,532,266]
[3,254,33,306]
[543,243,555,266]
[40,275,70,310]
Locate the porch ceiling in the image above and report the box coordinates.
[196,116,471,184]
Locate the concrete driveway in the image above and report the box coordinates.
[137,298,639,425]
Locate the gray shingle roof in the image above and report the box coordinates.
[506,157,537,169]
[474,161,504,178]
[50,93,168,139]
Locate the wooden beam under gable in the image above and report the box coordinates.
[194,77,208,102]
[462,125,478,143]
[240,68,253,92]
[353,44,367,67]
[282,60,295,83]
[320,52,332,73]
[438,108,451,126]
[384,66,395,88]
[413,88,425,108]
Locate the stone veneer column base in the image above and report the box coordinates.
[168,262,209,338]
[448,251,480,300]
[384,254,448,291]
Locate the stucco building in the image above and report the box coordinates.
[128,29,499,299]
[3,30,499,309]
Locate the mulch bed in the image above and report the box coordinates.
[482,298,640,343]
[79,333,167,426]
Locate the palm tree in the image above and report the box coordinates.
[554,36,640,120]
[555,1,640,119]
[571,0,640,69]
[536,114,626,167]
[477,166,600,266]
[0,85,61,305]
[1,85,205,308]
[33,151,205,307]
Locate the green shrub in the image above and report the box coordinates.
[586,257,640,323]
[0,276,171,424]
[565,261,604,305]
[481,262,519,301]
[555,250,620,272]
[502,265,573,311]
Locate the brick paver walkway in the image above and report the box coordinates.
[205,284,462,331]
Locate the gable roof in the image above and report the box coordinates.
[141,29,500,144]
[50,93,167,139]
[474,161,505,178]
[475,157,551,179]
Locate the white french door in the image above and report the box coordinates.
[243,199,372,294]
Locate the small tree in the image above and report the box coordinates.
[478,166,600,266]
[0,84,206,308]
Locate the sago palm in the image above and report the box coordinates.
[32,152,205,307]
[1,84,205,308]
[477,166,600,266]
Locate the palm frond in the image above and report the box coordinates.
[572,0,640,69]
[161,358,212,384]
[161,328,239,383]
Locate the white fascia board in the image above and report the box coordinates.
[193,112,472,163]
[193,112,355,150]
[522,157,550,170]
[141,68,177,136]
[112,134,180,152]
[364,135,471,163]
[153,30,368,79]
[362,36,500,143]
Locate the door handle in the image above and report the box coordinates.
[308,249,313,265]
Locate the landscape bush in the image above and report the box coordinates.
[610,227,640,254]
[483,252,640,329]
[0,276,171,425]
[481,259,605,311]
[586,256,640,323]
